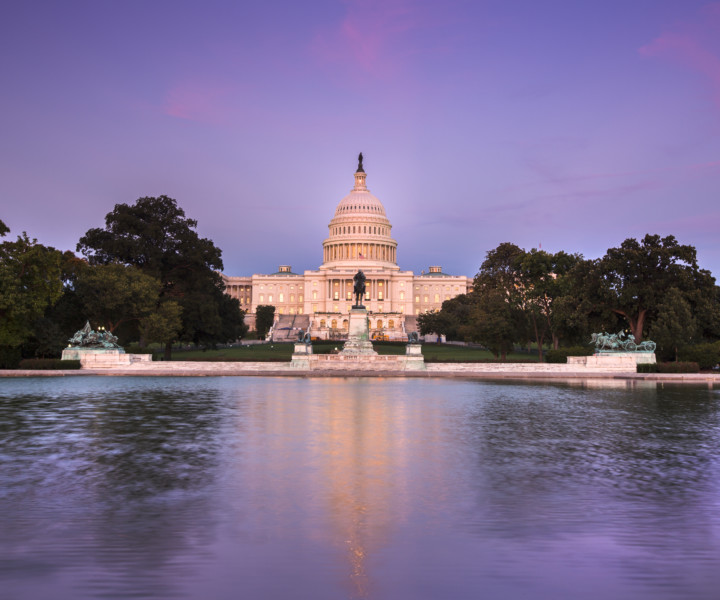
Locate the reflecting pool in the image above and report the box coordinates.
[1,377,719,599]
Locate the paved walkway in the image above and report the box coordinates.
[2,366,719,385]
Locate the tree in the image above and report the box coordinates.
[255,305,275,340]
[417,294,474,341]
[139,300,183,348]
[74,263,161,333]
[0,229,64,348]
[592,235,715,342]
[77,196,243,358]
[515,249,582,358]
[649,288,697,361]
[460,289,520,359]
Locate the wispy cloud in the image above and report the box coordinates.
[309,0,441,79]
[162,81,239,124]
[639,2,720,107]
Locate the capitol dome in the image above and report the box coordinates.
[321,154,398,270]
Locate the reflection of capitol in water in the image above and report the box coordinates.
[237,380,449,598]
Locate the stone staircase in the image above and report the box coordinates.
[271,314,310,342]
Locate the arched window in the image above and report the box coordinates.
[331,319,337,329]
[388,319,395,329]
[342,320,348,330]
[377,320,383,329]
[320,319,326,328]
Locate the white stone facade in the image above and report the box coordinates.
[222,160,472,339]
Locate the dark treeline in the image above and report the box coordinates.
[0,196,247,367]
[418,236,720,363]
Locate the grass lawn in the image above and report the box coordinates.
[167,342,540,362]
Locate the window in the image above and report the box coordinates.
[259,294,264,302]
[424,296,429,303]
[299,295,303,302]
[331,319,337,329]
[312,290,317,300]
[378,291,383,300]
[434,294,439,303]
[320,319,326,328]
[400,291,405,300]
[377,320,383,329]
[268,295,273,303]
[279,293,284,302]
[290,295,294,302]
[388,320,394,329]
[334,292,339,300]
[415,296,420,303]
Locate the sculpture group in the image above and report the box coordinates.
[68,321,121,349]
[591,331,656,353]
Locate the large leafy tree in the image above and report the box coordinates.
[417,294,474,341]
[515,249,582,358]
[0,226,65,348]
[460,288,520,359]
[77,196,244,357]
[255,305,275,340]
[592,234,715,342]
[73,263,161,333]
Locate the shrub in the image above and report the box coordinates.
[0,346,22,369]
[678,343,720,370]
[124,344,154,355]
[637,363,658,373]
[18,358,81,370]
[545,347,594,363]
[657,361,700,374]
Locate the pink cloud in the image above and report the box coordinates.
[639,3,720,107]
[310,0,433,79]
[163,82,236,124]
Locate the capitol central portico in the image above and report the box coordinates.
[222,155,471,340]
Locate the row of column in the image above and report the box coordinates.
[325,278,391,302]
[323,242,396,263]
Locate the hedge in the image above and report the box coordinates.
[18,358,82,370]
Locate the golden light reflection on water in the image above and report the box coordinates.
[239,378,448,598]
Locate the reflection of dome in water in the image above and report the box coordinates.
[322,157,398,269]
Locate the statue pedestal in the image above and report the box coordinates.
[290,342,313,369]
[62,347,131,367]
[341,308,377,356]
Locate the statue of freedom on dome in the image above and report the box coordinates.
[357,152,365,173]
[353,270,366,307]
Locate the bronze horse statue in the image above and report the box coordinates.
[353,270,366,307]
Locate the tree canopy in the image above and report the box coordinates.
[590,234,715,342]
[417,234,719,360]
[77,196,245,356]
[0,229,65,348]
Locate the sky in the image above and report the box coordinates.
[1,0,719,279]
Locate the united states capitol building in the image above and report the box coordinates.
[222,156,471,340]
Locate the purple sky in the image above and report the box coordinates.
[2,0,719,279]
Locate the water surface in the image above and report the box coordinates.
[1,377,719,599]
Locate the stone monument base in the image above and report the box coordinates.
[568,352,656,368]
[62,348,152,368]
[341,308,377,356]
